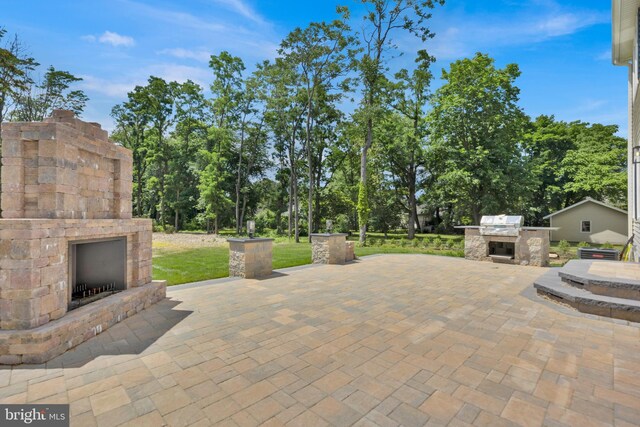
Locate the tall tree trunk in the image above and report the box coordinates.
[294,172,300,243]
[240,194,248,234]
[159,162,167,227]
[358,118,373,244]
[413,202,422,233]
[306,116,313,242]
[235,126,245,235]
[472,205,481,225]
[288,174,293,239]
[174,189,180,231]
[214,216,218,235]
[408,179,416,240]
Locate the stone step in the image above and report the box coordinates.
[534,270,640,323]
[557,259,640,301]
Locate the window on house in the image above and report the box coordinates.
[581,220,591,233]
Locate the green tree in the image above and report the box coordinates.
[351,0,443,243]
[0,28,37,135]
[261,58,306,241]
[198,148,232,234]
[0,29,37,213]
[523,115,575,224]
[111,86,152,217]
[169,80,209,230]
[10,66,88,121]
[279,11,353,240]
[428,53,530,224]
[387,51,434,238]
[143,76,177,227]
[561,122,627,208]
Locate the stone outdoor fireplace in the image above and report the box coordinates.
[0,110,166,364]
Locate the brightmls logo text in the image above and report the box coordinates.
[1,405,69,426]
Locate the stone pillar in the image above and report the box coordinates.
[345,241,355,262]
[311,234,348,265]
[518,229,550,267]
[227,238,274,279]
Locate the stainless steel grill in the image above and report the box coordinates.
[479,215,524,237]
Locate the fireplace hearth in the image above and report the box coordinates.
[0,110,166,365]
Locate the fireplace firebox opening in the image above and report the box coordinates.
[69,238,127,310]
[488,241,515,259]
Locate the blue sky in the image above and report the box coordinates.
[2,0,627,135]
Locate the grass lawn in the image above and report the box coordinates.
[152,233,465,285]
[153,242,313,286]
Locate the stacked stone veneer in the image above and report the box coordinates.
[0,110,165,364]
[345,241,355,262]
[311,234,347,265]
[464,228,550,267]
[228,238,273,279]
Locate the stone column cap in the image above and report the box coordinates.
[227,238,275,243]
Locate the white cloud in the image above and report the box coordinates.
[212,0,264,25]
[145,63,211,87]
[99,31,135,47]
[81,31,135,47]
[119,0,279,61]
[421,3,608,60]
[79,75,140,98]
[158,48,211,63]
[79,63,211,99]
[121,1,227,33]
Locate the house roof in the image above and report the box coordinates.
[612,0,640,65]
[543,198,628,219]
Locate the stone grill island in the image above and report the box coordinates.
[0,110,166,365]
[457,215,552,267]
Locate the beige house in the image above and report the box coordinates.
[613,0,639,257]
[544,198,628,244]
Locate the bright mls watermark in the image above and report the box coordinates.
[1,405,69,426]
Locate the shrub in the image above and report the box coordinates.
[255,209,276,232]
[557,240,570,256]
[577,241,590,248]
[601,242,614,249]
[164,225,175,234]
[432,237,443,250]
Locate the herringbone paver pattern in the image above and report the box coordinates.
[1,255,640,426]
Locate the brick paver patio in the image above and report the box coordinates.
[1,254,639,426]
